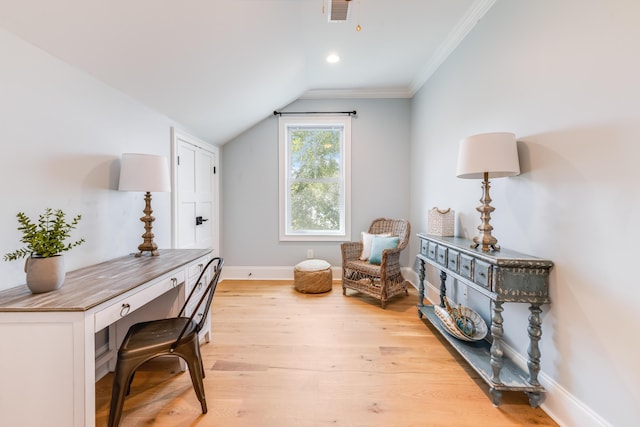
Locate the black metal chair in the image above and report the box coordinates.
[108,257,224,427]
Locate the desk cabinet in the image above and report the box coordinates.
[416,234,553,406]
[0,249,211,427]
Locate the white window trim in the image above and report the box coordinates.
[278,115,351,242]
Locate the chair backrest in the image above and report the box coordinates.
[368,218,411,250]
[173,257,224,348]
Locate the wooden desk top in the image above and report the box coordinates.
[0,249,212,313]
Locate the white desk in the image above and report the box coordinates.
[0,249,211,427]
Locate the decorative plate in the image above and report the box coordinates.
[434,304,488,342]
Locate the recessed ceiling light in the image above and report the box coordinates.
[326,54,340,64]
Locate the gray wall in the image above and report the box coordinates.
[221,98,411,268]
[0,28,194,290]
[410,1,640,426]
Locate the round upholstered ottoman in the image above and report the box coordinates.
[294,259,333,293]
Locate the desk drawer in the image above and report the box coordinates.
[186,255,210,294]
[94,270,185,331]
[188,256,209,281]
[186,271,208,304]
[459,254,473,280]
[474,260,492,288]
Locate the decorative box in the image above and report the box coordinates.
[428,207,455,236]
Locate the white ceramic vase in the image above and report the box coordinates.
[24,255,65,293]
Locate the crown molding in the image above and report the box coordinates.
[300,87,413,100]
[409,0,496,95]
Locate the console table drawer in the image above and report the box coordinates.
[459,254,474,280]
[474,260,492,288]
[436,245,448,266]
[94,271,185,331]
[427,242,438,260]
[447,249,459,272]
[420,239,429,257]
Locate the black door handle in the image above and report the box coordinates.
[195,216,210,226]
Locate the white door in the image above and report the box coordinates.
[171,129,219,255]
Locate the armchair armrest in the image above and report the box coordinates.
[379,246,404,276]
[341,241,363,262]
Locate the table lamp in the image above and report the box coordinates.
[456,132,520,252]
[118,153,171,257]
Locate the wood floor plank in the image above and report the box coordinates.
[95,280,558,426]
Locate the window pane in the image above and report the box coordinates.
[289,127,341,180]
[289,182,340,231]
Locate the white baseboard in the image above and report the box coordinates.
[407,270,611,427]
[222,265,342,281]
[223,265,417,285]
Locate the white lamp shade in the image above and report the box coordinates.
[118,153,171,192]
[456,132,520,179]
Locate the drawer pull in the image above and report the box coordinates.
[479,272,486,277]
[462,265,469,270]
[171,277,178,287]
[120,303,131,317]
[198,263,204,272]
[197,281,203,290]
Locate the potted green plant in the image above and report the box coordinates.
[4,208,85,293]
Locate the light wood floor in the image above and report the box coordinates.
[96,280,558,426]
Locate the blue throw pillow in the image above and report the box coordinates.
[368,236,400,265]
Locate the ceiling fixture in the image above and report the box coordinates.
[327,0,350,22]
[324,0,362,31]
[326,54,340,63]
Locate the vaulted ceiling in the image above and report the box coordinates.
[0,0,494,145]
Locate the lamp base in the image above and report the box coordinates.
[472,173,501,252]
[471,236,500,252]
[135,245,159,258]
[135,191,160,257]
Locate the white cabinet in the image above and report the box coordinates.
[0,249,212,427]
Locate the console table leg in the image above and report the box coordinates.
[439,270,447,307]
[526,391,543,408]
[527,304,543,386]
[418,259,426,316]
[490,300,504,384]
[489,387,503,406]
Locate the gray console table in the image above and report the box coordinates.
[416,233,553,407]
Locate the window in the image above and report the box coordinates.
[279,115,351,241]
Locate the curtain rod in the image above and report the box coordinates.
[273,110,356,116]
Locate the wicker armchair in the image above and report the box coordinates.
[341,218,411,308]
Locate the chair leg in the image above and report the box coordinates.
[178,340,208,414]
[108,359,138,427]
[195,339,206,378]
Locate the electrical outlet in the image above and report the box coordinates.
[307,249,314,258]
